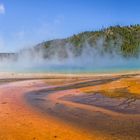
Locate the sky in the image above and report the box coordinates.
[0,0,140,52]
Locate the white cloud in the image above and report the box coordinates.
[0,4,5,14]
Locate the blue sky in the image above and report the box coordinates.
[0,0,140,52]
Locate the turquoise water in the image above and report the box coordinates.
[17,64,140,74]
[0,59,140,73]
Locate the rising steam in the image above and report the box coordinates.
[0,38,140,73]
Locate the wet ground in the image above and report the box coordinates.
[25,73,140,140]
[62,91,140,114]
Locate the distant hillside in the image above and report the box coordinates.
[35,24,140,58]
[0,53,17,61]
[1,25,140,61]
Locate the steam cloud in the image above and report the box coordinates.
[0,38,140,73]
